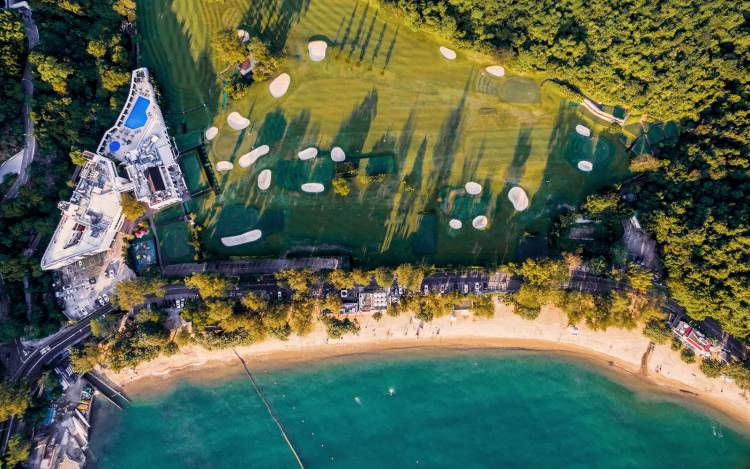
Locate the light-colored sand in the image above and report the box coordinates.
[508,186,529,211]
[221,229,262,247]
[330,147,346,162]
[472,215,488,230]
[485,65,505,77]
[465,181,482,195]
[577,160,594,172]
[227,112,250,130]
[216,161,233,172]
[238,145,269,168]
[103,304,750,428]
[205,127,218,141]
[301,182,325,193]
[576,124,592,137]
[269,73,291,98]
[257,169,272,191]
[237,29,250,43]
[297,147,318,160]
[439,46,457,60]
[308,40,327,62]
[449,219,463,230]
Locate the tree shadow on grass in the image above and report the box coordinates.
[347,3,369,60]
[506,126,534,183]
[337,1,359,54]
[370,22,387,65]
[278,109,311,158]
[334,88,378,155]
[254,108,288,149]
[383,26,399,70]
[152,0,220,133]
[358,10,379,63]
[240,0,310,55]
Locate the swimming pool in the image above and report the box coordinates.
[124,96,150,129]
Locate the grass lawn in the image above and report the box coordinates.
[156,221,196,264]
[138,0,631,267]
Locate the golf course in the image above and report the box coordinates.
[137,0,632,267]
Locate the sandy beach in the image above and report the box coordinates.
[102,302,750,427]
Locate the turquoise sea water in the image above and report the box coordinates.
[89,351,750,468]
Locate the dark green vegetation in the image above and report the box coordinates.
[0,10,25,160]
[387,0,750,339]
[0,0,134,342]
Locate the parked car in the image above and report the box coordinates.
[463,284,469,294]
[474,282,481,293]
[424,284,430,294]
[89,277,97,285]
[340,289,348,299]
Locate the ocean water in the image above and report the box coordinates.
[89,351,750,468]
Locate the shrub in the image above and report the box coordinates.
[680,347,696,364]
[320,315,360,339]
[670,336,683,351]
[544,80,583,101]
[514,305,541,321]
[642,319,671,345]
[699,359,724,378]
[332,178,350,197]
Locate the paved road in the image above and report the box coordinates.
[3,7,38,201]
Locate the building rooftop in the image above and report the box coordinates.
[41,153,132,271]
[97,68,188,210]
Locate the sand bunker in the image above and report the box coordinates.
[508,187,529,212]
[238,145,270,168]
[439,46,457,60]
[485,65,505,77]
[576,125,591,137]
[227,112,250,130]
[237,29,250,43]
[308,40,327,62]
[577,160,594,172]
[301,183,325,193]
[465,181,482,195]
[216,161,233,172]
[449,219,463,230]
[269,73,291,98]
[298,147,318,160]
[331,147,346,162]
[258,169,272,190]
[221,229,262,247]
[205,127,218,140]
[472,216,488,230]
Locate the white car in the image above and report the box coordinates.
[40,345,51,355]
[423,284,430,294]
[463,284,469,294]
[102,294,110,303]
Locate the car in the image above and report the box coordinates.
[277,290,283,300]
[398,287,404,295]
[474,282,481,293]
[108,269,115,278]
[102,293,110,303]
[340,289,348,299]
[77,260,83,269]
[89,277,97,285]
[439,284,445,293]
[463,284,469,294]
[40,345,51,355]
[423,284,430,294]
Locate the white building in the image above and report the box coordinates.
[41,153,133,271]
[358,289,390,313]
[97,67,188,210]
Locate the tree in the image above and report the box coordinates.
[29,51,73,94]
[68,148,88,166]
[471,295,495,318]
[210,30,247,69]
[373,267,393,289]
[113,277,166,311]
[0,381,29,420]
[516,258,569,287]
[624,263,653,293]
[332,178,350,197]
[582,193,621,216]
[328,269,355,290]
[680,347,696,364]
[289,300,315,336]
[248,38,279,82]
[185,273,231,299]
[70,342,100,373]
[4,435,30,468]
[699,359,724,379]
[277,269,314,295]
[320,314,360,339]
[120,192,145,221]
[350,269,371,286]
[241,292,268,312]
[394,263,426,292]
[642,319,671,345]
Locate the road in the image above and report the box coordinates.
[2,7,38,201]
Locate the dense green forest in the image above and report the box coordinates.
[0,0,135,342]
[0,10,25,161]
[385,0,750,339]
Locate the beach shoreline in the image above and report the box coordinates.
[101,304,750,429]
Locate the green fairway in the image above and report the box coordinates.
[138,0,631,266]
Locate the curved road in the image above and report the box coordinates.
[3,6,38,201]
